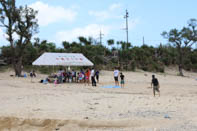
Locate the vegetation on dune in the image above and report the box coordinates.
[1,36,197,74]
[0,1,197,76]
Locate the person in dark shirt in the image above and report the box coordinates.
[95,70,99,83]
[151,75,160,97]
[120,72,125,88]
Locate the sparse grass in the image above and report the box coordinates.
[0,66,10,72]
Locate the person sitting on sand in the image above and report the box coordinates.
[120,72,125,88]
[151,75,160,97]
[114,67,119,86]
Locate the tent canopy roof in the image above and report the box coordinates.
[32,52,94,66]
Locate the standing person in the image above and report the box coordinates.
[30,70,36,77]
[87,68,91,82]
[57,69,63,83]
[114,67,119,86]
[91,68,96,86]
[76,72,80,83]
[78,72,83,83]
[30,70,36,82]
[95,70,100,83]
[85,70,90,86]
[151,75,160,97]
[120,72,125,88]
[72,70,76,82]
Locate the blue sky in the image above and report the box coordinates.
[0,0,196,47]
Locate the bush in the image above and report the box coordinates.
[38,66,54,74]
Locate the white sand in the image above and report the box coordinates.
[0,69,197,131]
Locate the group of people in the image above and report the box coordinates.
[45,68,100,86]
[113,67,160,97]
[113,67,125,88]
[36,66,160,97]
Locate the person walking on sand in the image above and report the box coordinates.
[114,67,119,86]
[151,75,160,97]
[120,72,125,88]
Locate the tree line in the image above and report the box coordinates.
[0,0,197,76]
[1,36,197,74]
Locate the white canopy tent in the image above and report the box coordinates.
[32,52,94,66]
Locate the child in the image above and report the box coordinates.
[30,70,36,82]
[78,72,82,83]
[120,72,125,88]
[151,75,160,97]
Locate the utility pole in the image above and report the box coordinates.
[99,30,104,45]
[143,36,145,45]
[123,10,129,70]
[124,9,129,45]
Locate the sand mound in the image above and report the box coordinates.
[0,117,141,131]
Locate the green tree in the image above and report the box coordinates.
[0,0,38,76]
[107,39,114,47]
[162,19,197,76]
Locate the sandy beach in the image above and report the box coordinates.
[0,69,197,131]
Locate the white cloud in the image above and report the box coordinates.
[0,29,8,46]
[89,11,110,20]
[109,3,122,11]
[128,18,140,29]
[54,24,111,44]
[29,1,77,26]
[88,3,122,20]
[0,29,24,46]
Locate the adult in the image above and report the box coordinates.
[57,69,63,83]
[85,70,90,86]
[91,68,96,86]
[95,70,100,83]
[72,70,76,82]
[114,67,119,86]
[151,75,160,97]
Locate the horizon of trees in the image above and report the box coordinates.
[1,35,197,74]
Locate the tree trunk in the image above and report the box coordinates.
[13,57,23,77]
[178,48,184,76]
[178,64,184,76]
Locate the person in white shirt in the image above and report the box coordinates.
[91,68,96,86]
[114,67,119,86]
